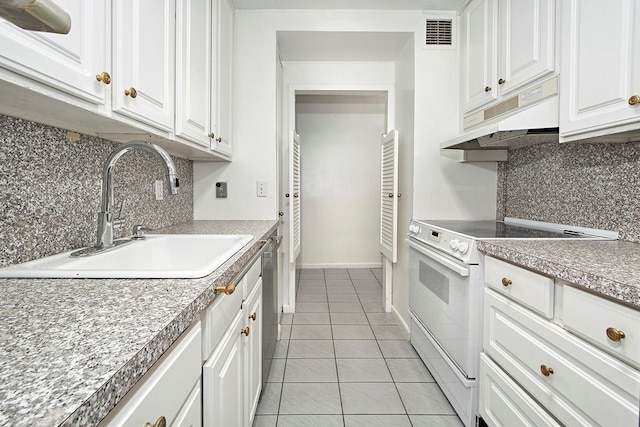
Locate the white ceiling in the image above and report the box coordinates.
[232,0,465,10]
[278,31,413,61]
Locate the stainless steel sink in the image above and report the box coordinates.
[0,234,253,279]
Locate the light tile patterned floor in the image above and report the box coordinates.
[253,268,464,427]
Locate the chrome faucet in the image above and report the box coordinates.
[95,142,179,249]
[71,141,180,256]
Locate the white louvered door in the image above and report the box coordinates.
[289,131,301,262]
[380,130,399,263]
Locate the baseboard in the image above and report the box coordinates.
[298,262,383,269]
[391,304,410,336]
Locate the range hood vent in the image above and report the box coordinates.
[0,0,71,34]
[441,77,560,162]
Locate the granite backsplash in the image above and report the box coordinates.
[497,140,640,243]
[0,115,194,268]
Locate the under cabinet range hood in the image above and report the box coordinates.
[441,77,560,162]
[0,0,70,34]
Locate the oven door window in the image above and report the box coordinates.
[409,246,475,377]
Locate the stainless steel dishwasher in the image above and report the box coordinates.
[261,232,281,390]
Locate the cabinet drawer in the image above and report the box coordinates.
[479,354,561,427]
[99,321,202,426]
[484,289,640,426]
[201,281,244,361]
[562,284,640,370]
[485,256,554,318]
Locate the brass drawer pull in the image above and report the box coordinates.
[501,277,512,287]
[241,326,250,336]
[144,416,166,427]
[628,95,639,106]
[96,71,111,85]
[215,283,236,295]
[124,87,138,98]
[540,364,554,377]
[606,327,626,342]
[249,312,257,321]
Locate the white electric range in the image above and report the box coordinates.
[406,217,617,427]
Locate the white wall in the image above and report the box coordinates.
[391,36,415,330]
[296,96,386,268]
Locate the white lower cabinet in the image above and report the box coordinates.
[202,259,263,427]
[99,321,202,427]
[480,257,640,427]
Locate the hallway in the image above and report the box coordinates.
[253,268,464,427]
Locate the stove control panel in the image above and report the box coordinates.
[408,220,478,264]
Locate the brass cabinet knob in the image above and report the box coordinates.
[285,193,290,198]
[249,312,257,321]
[629,95,640,106]
[484,86,492,92]
[540,364,554,377]
[498,78,505,85]
[241,326,250,336]
[388,193,394,198]
[208,132,215,139]
[143,416,166,427]
[278,211,284,216]
[501,277,512,287]
[397,193,402,198]
[215,136,222,143]
[124,87,138,98]
[293,193,299,198]
[606,327,626,342]
[95,71,111,85]
[215,283,236,295]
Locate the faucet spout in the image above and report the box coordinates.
[95,142,179,249]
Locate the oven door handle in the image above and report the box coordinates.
[406,239,469,277]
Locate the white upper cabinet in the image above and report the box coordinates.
[497,0,555,96]
[0,0,108,105]
[559,0,640,141]
[175,0,214,148]
[461,0,556,114]
[112,0,176,132]
[211,0,234,158]
[461,0,496,112]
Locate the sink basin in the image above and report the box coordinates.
[0,234,253,279]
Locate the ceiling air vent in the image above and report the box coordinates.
[425,19,453,46]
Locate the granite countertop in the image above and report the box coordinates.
[477,239,640,309]
[0,220,279,427]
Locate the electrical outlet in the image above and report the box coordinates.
[257,181,267,197]
[216,182,228,198]
[154,180,163,200]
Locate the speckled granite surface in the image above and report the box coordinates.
[478,240,640,309]
[0,115,194,268]
[0,220,278,427]
[496,140,640,243]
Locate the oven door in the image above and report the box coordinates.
[407,238,481,379]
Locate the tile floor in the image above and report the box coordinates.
[253,268,464,427]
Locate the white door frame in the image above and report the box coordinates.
[282,83,396,313]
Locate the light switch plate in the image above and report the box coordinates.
[257,181,267,197]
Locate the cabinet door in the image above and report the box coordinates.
[497,0,555,96]
[175,0,213,147]
[203,311,245,427]
[112,0,175,131]
[560,0,640,137]
[462,0,497,112]
[0,0,108,104]
[244,279,263,426]
[211,0,233,157]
